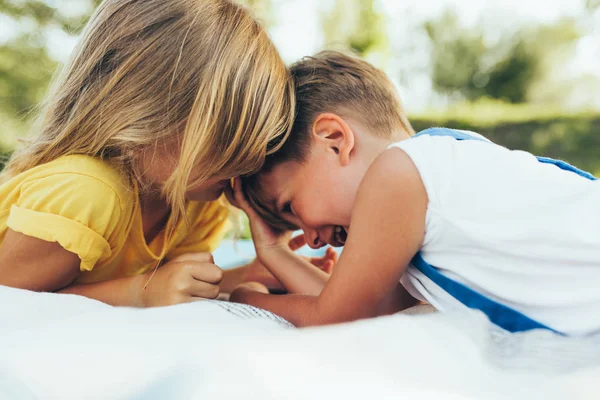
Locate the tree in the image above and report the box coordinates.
[424,12,488,101]
[321,0,388,59]
[586,0,600,11]
[425,11,581,104]
[0,0,100,149]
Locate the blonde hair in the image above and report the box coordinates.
[2,0,294,228]
[245,51,413,232]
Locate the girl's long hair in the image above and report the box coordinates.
[2,0,295,228]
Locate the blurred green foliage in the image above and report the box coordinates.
[425,12,582,103]
[0,36,55,118]
[586,0,600,10]
[321,0,388,58]
[0,0,101,152]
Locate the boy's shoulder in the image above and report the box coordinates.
[363,140,425,197]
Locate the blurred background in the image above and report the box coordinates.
[1,0,599,176]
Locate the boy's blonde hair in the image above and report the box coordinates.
[2,0,294,227]
[245,51,414,231]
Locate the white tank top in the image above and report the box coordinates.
[388,131,600,336]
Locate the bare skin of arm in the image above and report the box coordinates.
[0,229,81,293]
[0,229,224,307]
[0,228,331,306]
[225,187,336,296]
[230,148,427,326]
[224,239,337,296]
[253,242,331,296]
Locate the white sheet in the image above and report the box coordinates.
[1,285,599,399]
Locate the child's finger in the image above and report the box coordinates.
[233,178,264,221]
[224,185,240,208]
[233,178,250,207]
[309,257,334,272]
[232,178,253,212]
[309,256,327,268]
[288,234,307,251]
[326,247,339,262]
[323,260,334,274]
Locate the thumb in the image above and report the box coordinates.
[288,233,307,251]
[323,260,334,274]
[224,183,240,209]
[232,178,259,218]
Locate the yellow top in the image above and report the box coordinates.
[0,155,229,284]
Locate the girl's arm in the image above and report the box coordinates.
[0,229,223,307]
[0,229,148,305]
[0,229,81,292]
[231,148,427,326]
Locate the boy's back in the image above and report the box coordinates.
[391,129,600,336]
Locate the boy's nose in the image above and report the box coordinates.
[305,229,325,249]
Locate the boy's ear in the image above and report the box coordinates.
[311,113,355,165]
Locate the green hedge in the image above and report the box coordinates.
[410,114,600,176]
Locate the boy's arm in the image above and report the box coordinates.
[220,241,336,296]
[231,148,427,326]
[226,185,333,296]
[218,265,250,294]
[255,244,330,295]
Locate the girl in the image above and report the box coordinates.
[0,0,327,307]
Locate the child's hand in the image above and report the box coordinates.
[287,234,338,274]
[226,178,337,296]
[141,253,223,306]
[244,234,338,289]
[225,178,291,255]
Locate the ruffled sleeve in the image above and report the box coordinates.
[7,173,125,271]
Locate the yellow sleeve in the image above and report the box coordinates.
[171,201,230,256]
[7,173,125,272]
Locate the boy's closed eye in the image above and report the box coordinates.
[281,201,293,215]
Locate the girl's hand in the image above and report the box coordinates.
[141,253,223,306]
[225,178,291,255]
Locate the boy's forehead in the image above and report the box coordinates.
[259,161,302,201]
[261,161,299,187]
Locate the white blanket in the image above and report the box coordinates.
[1,285,599,399]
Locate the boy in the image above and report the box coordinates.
[228,52,600,335]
